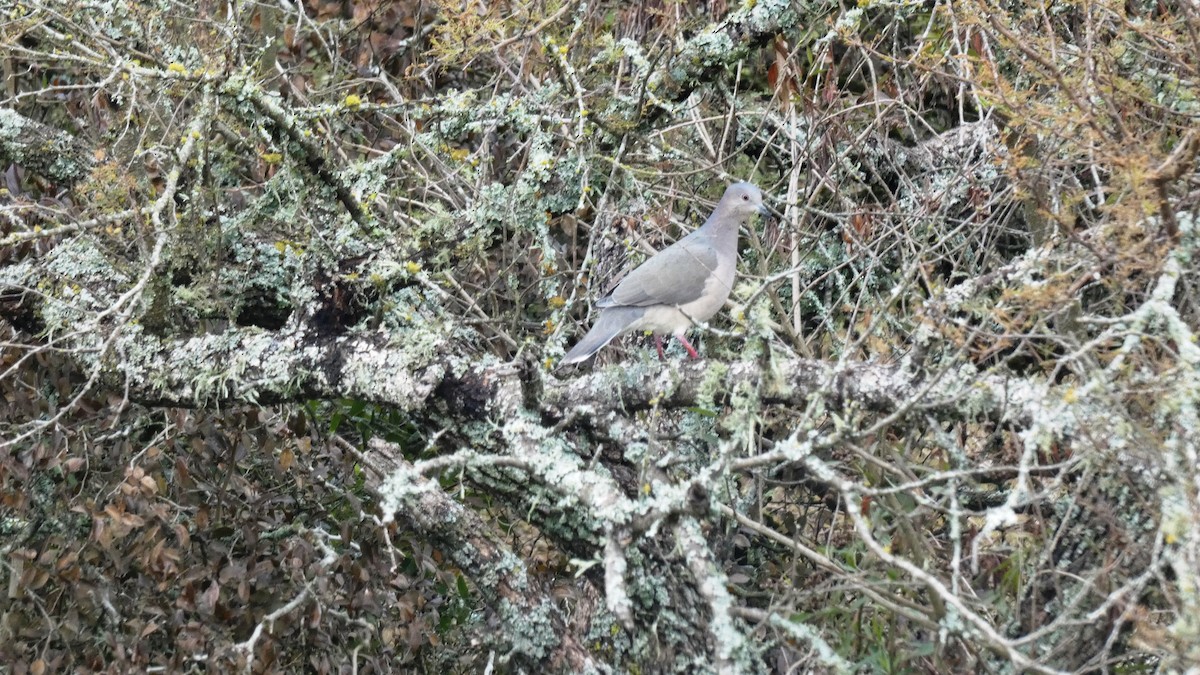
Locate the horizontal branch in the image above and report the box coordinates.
[95,326,453,409]
[2,294,1029,427]
[541,356,1014,424]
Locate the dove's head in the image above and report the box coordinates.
[719,182,768,221]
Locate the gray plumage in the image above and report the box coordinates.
[560,182,767,366]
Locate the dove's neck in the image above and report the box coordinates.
[698,209,743,245]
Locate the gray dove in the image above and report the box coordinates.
[560,182,767,365]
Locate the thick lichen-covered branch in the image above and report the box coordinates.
[0,108,91,185]
[367,437,600,670]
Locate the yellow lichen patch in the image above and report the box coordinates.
[78,162,137,214]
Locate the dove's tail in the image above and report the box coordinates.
[559,307,644,366]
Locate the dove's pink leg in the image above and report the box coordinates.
[655,335,666,361]
[676,334,700,359]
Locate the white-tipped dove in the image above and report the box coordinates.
[560,182,767,365]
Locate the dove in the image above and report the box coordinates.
[560,182,767,365]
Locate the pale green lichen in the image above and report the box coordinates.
[497,597,558,662]
[0,109,89,183]
[674,29,736,80]
[43,236,130,287]
[732,0,796,32]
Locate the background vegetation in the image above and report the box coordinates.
[2,0,1199,672]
